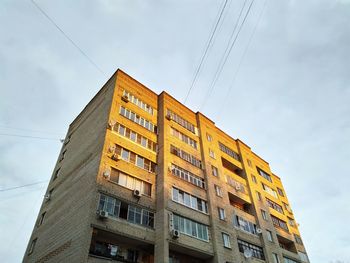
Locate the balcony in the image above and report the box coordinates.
[277,234,298,255]
[89,228,154,263]
[228,193,253,216]
[226,175,251,204]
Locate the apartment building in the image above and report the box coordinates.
[23,69,309,263]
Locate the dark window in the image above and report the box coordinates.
[28,238,37,255]
[257,167,272,182]
[237,239,265,260]
[218,142,240,161]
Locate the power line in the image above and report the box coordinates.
[183,0,229,104]
[199,0,255,111]
[216,0,268,121]
[29,0,106,76]
[0,180,48,192]
[0,133,62,141]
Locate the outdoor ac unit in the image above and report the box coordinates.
[243,249,253,259]
[235,184,241,191]
[121,95,129,102]
[108,145,116,153]
[133,189,141,198]
[165,114,172,120]
[98,210,108,219]
[103,169,111,179]
[44,193,51,201]
[171,229,180,239]
[256,228,263,234]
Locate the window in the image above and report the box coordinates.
[170,145,202,168]
[119,106,156,132]
[277,187,284,197]
[173,214,209,241]
[272,253,280,263]
[237,239,265,260]
[28,238,37,255]
[123,90,154,115]
[257,167,272,182]
[114,145,156,173]
[218,207,226,220]
[121,148,129,161]
[266,198,284,214]
[170,163,205,189]
[98,194,121,217]
[262,183,278,199]
[166,109,196,134]
[256,191,262,201]
[233,215,257,235]
[212,165,219,177]
[60,150,67,162]
[98,194,154,227]
[271,215,289,231]
[222,233,231,248]
[298,252,309,262]
[136,155,144,169]
[283,202,292,213]
[172,187,208,214]
[247,159,252,167]
[261,209,268,221]
[251,175,257,183]
[266,230,273,242]
[214,185,222,197]
[109,169,152,196]
[218,142,240,161]
[206,133,212,141]
[38,212,46,226]
[288,217,296,227]
[53,168,61,180]
[127,249,139,262]
[294,234,303,245]
[209,149,216,159]
[170,127,197,149]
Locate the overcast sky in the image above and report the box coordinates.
[1,0,349,262]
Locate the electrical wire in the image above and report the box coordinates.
[199,0,255,111]
[0,180,48,192]
[183,0,229,104]
[216,0,268,121]
[0,133,62,141]
[29,0,106,76]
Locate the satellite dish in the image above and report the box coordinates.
[243,249,253,259]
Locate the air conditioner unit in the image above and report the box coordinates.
[171,229,180,239]
[44,193,51,201]
[121,95,129,102]
[103,169,111,179]
[98,210,108,219]
[165,114,172,120]
[243,249,253,259]
[133,189,141,198]
[256,228,263,234]
[235,184,241,191]
[111,154,122,161]
[108,145,116,153]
